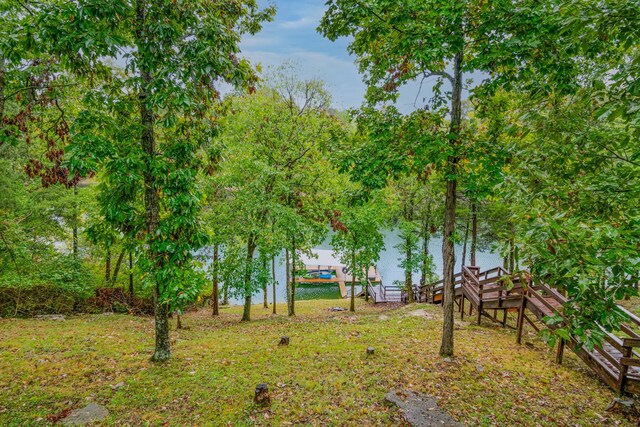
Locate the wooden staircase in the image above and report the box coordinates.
[419,266,640,395]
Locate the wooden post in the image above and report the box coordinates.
[477,279,484,325]
[254,384,270,406]
[618,345,632,394]
[555,338,565,364]
[516,297,526,344]
[502,309,508,327]
[460,296,465,320]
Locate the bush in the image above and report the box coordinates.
[0,284,77,317]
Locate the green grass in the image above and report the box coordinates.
[294,283,342,300]
[0,300,631,426]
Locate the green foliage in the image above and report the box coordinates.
[218,241,269,301]
[331,196,385,284]
[218,67,348,315]
[13,0,277,317]
[474,0,640,345]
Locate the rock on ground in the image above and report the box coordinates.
[34,314,66,321]
[61,403,109,426]
[407,309,433,319]
[385,390,462,427]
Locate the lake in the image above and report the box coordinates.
[219,229,503,305]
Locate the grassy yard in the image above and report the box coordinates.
[0,299,632,426]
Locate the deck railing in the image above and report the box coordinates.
[418,264,640,394]
[366,280,378,302]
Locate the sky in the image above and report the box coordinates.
[240,0,437,113]
[239,0,365,111]
[239,1,485,114]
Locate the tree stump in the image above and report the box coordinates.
[367,347,375,355]
[278,336,290,346]
[254,383,270,407]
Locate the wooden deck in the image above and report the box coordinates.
[295,257,380,300]
[417,266,640,395]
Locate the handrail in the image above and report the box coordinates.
[436,265,640,394]
[366,280,377,302]
[619,306,640,329]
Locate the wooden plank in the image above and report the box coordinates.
[603,334,625,353]
[623,338,640,348]
[619,324,640,339]
[620,357,640,367]
[528,289,562,316]
[568,344,620,391]
[619,306,640,328]
[338,281,347,299]
[523,314,540,332]
[594,346,622,370]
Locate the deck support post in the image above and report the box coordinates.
[516,296,526,344]
[477,302,482,325]
[618,345,633,394]
[460,296,465,320]
[502,309,508,327]
[555,338,565,364]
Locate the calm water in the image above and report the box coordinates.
[219,229,502,305]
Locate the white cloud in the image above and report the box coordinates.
[279,16,318,30]
[240,35,282,49]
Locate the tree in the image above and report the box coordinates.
[385,175,440,302]
[319,0,479,356]
[471,0,639,346]
[219,69,345,318]
[331,196,385,312]
[22,0,275,360]
[218,238,269,322]
[319,0,602,355]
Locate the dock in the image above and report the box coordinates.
[293,249,381,299]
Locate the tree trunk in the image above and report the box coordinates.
[105,247,111,286]
[242,238,257,322]
[461,215,469,271]
[262,255,268,309]
[211,243,219,316]
[72,184,78,258]
[350,248,356,312]
[285,248,291,314]
[509,221,515,272]
[128,250,134,301]
[289,237,296,316]
[365,267,369,302]
[222,285,228,306]
[439,49,463,358]
[272,255,277,314]
[0,55,5,125]
[471,202,477,266]
[176,313,182,329]
[136,0,169,363]
[110,250,126,287]
[405,235,414,303]
[420,220,430,287]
